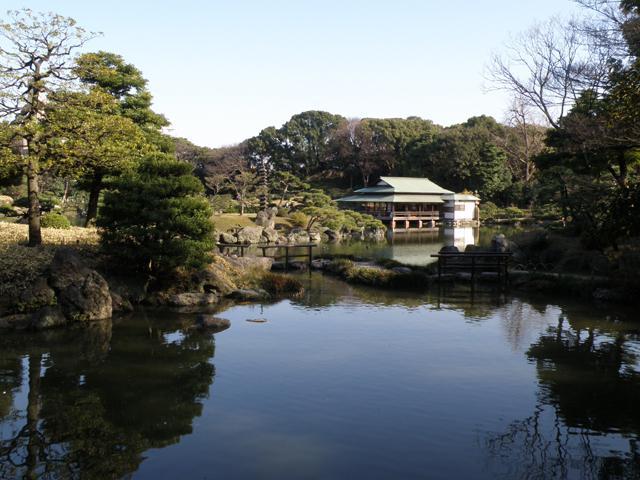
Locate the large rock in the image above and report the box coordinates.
[0,195,13,207]
[168,292,218,307]
[309,231,322,243]
[219,232,237,244]
[49,248,112,322]
[287,228,311,244]
[31,306,67,330]
[236,226,264,244]
[196,263,238,296]
[0,313,31,330]
[18,277,56,312]
[363,228,386,242]
[439,245,460,253]
[262,227,279,243]
[324,229,342,241]
[228,289,270,301]
[491,234,511,253]
[195,314,231,333]
[110,291,134,313]
[228,255,274,272]
[254,207,278,229]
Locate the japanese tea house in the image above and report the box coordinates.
[337,176,480,231]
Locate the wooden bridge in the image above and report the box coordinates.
[216,243,318,271]
[430,252,513,283]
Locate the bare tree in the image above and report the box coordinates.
[488,17,606,129]
[499,96,547,184]
[0,9,97,245]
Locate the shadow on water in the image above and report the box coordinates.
[0,312,217,480]
[481,302,640,479]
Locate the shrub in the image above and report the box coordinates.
[40,212,71,229]
[345,266,394,286]
[261,272,304,297]
[326,258,354,275]
[98,153,214,275]
[209,194,237,214]
[0,205,17,217]
[480,201,499,220]
[505,206,527,218]
[288,211,309,228]
[532,203,562,220]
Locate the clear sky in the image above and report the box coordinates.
[5,1,583,147]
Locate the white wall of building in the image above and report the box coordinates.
[443,200,477,221]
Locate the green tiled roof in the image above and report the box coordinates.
[375,176,453,194]
[337,194,444,204]
[337,177,478,204]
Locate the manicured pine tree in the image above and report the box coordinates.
[97,153,214,276]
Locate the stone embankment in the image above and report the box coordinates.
[0,248,286,332]
[217,207,386,245]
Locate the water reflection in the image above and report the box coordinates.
[0,313,216,479]
[484,307,640,479]
[321,225,505,265]
[1,275,639,479]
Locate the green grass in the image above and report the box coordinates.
[212,213,292,232]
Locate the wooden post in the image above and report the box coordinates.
[308,244,313,269]
[438,257,442,281]
[471,256,476,282]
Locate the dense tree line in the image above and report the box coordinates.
[178,111,547,209]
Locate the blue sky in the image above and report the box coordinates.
[5,1,583,147]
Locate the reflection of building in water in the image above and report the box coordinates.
[443,227,478,251]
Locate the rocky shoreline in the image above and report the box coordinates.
[216,207,386,246]
[0,247,289,332]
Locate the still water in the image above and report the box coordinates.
[321,225,521,266]
[1,275,639,479]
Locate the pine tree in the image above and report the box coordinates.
[98,153,214,276]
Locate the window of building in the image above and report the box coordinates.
[454,204,466,211]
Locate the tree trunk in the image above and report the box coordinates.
[26,154,42,247]
[25,353,42,480]
[61,178,70,206]
[84,173,103,227]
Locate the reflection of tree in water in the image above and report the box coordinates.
[0,312,216,479]
[484,312,640,479]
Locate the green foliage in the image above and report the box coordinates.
[480,201,500,220]
[260,273,304,297]
[45,89,150,180]
[270,171,310,206]
[40,212,71,229]
[209,194,237,214]
[288,211,309,228]
[74,51,169,131]
[98,153,214,275]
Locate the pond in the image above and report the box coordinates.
[319,225,524,265]
[1,274,638,479]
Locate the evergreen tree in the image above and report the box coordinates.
[98,153,214,276]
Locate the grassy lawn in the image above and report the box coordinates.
[212,213,292,232]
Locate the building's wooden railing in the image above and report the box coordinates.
[391,211,439,218]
